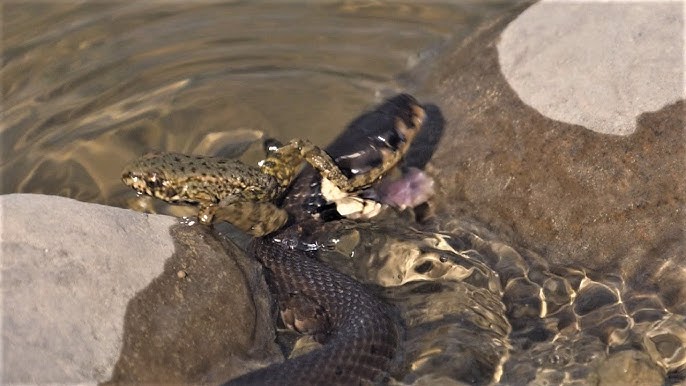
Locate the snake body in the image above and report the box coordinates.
[226,235,400,385]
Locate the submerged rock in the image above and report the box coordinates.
[405,1,685,383]
[415,1,685,314]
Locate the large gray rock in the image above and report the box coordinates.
[0,193,280,384]
[415,2,685,314]
[403,3,686,382]
[498,1,683,136]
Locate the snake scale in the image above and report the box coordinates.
[225,235,400,385]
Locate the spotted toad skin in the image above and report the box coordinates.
[122,152,286,234]
[122,152,281,204]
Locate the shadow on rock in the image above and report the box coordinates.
[105,224,281,384]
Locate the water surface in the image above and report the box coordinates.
[2,2,504,206]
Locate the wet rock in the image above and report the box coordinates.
[403,2,686,383]
[574,282,619,316]
[642,314,686,374]
[415,1,685,315]
[107,223,282,384]
[0,193,280,384]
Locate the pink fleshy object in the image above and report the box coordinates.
[376,167,434,210]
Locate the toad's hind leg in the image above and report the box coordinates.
[261,95,425,192]
[260,139,355,191]
[212,202,289,237]
[292,139,360,190]
[272,139,372,192]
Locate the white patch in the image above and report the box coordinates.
[320,178,348,202]
[321,178,383,220]
[336,196,382,219]
[498,1,684,135]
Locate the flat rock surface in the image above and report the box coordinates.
[416,2,685,313]
[0,193,280,384]
[498,1,683,136]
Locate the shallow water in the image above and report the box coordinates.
[302,215,685,384]
[1,1,502,206]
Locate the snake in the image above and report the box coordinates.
[226,94,431,385]
[122,94,432,384]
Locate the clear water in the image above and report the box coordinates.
[305,215,685,384]
[1,2,502,205]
